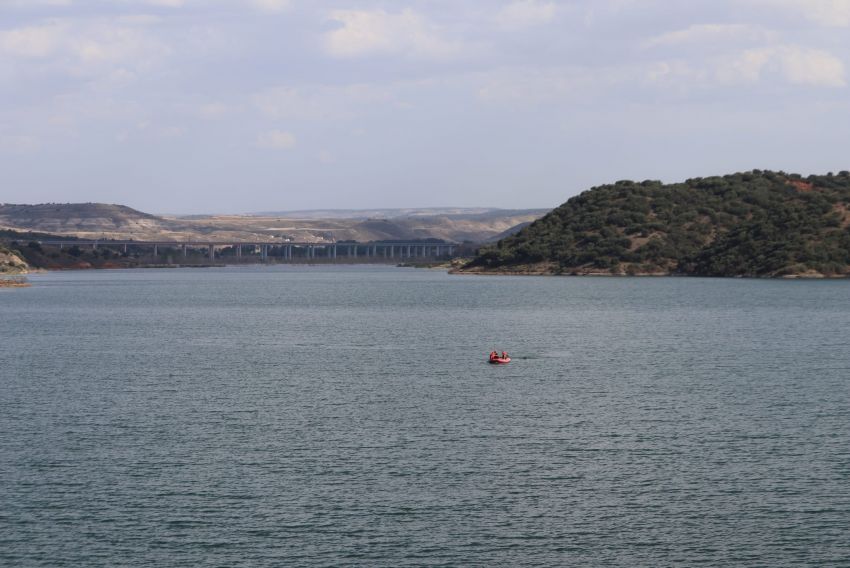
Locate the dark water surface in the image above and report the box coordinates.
[2,266,849,566]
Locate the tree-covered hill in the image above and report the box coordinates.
[462,171,850,277]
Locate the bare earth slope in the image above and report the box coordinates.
[0,203,546,243]
[0,245,28,274]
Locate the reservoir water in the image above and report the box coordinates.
[2,266,849,566]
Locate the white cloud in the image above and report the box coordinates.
[1,0,72,6]
[0,134,39,153]
[254,84,395,120]
[644,60,705,85]
[323,9,465,59]
[716,45,845,87]
[250,0,290,12]
[779,46,846,86]
[142,0,185,7]
[115,15,163,26]
[158,125,186,137]
[0,19,170,77]
[476,66,616,105]
[755,0,850,27]
[257,129,296,149]
[0,22,65,58]
[197,102,229,119]
[478,43,845,108]
[495,0,557,30]
[109,0,287,9]
[644,24,776,48]
[714,48,775,84]
[73,27,163,64]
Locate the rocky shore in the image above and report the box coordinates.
[0,246,28,275]
[0,276,30,288]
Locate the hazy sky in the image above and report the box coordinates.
[2,0,850,213]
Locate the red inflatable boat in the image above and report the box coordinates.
[488,353,511,365]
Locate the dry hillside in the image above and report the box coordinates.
[0,245,28,274]
[0,203,546,243]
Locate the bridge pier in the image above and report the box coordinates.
[36,239,456,264]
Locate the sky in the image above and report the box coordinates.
[2,0,850,214]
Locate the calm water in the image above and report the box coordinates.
[2,266,849,566]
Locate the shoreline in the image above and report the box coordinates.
[12,261,850,280]
[0,277,30,288]
[18,260,450,275]
[451,271,850,279]
[451,264,850,279]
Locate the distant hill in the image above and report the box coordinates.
[249,208,548,221]
[461,171,850,277]
[0,203,173,237]
[0,203,546,244]
[485,221,534,243]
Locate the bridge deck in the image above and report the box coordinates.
[36,240,456,247]
[33,239,457,261]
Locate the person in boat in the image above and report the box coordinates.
[490,351,498,360]
[501,351,508,359]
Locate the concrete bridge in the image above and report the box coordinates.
[35,239,457,262]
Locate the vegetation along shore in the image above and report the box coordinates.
[458,170,850,278]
